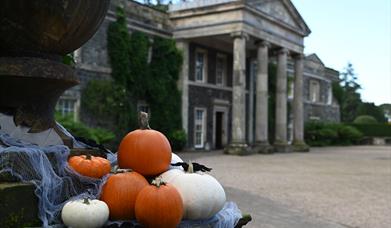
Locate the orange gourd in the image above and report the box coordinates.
[68,154,111,178]
[135,177,183,228]
[118,112,172,176]
[100,170,148,220]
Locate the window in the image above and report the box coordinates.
[288,75,294,99]
[309,80,320,102]
[327,85,332,105]
[216,54,227,86]
[194,108,206,148]
[195,49,207,82]
[56,99,76,117]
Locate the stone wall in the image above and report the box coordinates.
[188,85,232,149]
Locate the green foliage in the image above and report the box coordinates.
[82,7,184,150]
[332,81,343,105]
[81,80,137,134]
[62,54,75,66]
[349,123,391,137]
[337,125,363,145]
[148,37,183,138]
[356,102,386,123]
[338,63,362,122]
[129,31,150,98]
[353,115,378,124]
[107,7,131,86]
[169,129,187,151]
[56,113,115,144]
[305,121,363,146]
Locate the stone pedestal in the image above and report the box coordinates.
[0,182,40,228]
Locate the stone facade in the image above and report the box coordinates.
[59,0,340,152]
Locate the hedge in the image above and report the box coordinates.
[349,124,391,137]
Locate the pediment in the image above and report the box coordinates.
[306,54,325,66]
[246,0,311,35]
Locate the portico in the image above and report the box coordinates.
[170,0,311,154]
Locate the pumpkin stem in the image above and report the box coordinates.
[187,161,194,173]
[85,154,92,160]
[83,198,90,205]
[139,112,151,130]
[151,177,166,188]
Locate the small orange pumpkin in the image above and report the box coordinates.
[68,154,111,178]
[135,177,183,228]
[118,112,172,176]
[100,170,148,220]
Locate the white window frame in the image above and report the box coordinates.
[309,80,320,103]
[215,53,227,86]
[194,107,207,148]
[195,48,208,83]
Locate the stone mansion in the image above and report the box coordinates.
[58,0,340,154]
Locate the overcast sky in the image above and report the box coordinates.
[291,0,391,105]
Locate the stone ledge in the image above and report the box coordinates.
[0,182,40,228]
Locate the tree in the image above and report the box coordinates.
[357,102,387,123]
[338,63,362,122]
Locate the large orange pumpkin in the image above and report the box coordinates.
[100,170,148,220]
[135,177,183,228]
[68,154,111,178]
[118,112,172,176]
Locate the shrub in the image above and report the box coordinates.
[353,115,378,124]
[169,129,187,152]
[305,121,363,146]
[349,124,391,137]
[56,113,115,145]
[337,125,363,145]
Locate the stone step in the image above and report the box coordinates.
[0,182,41,228]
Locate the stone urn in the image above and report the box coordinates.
[0,0,110,145]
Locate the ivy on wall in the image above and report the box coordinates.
[81,7,185,150]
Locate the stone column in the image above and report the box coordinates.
[176,41,189,134]
[254,41,273,153]
[224,32,251,155]
[274,48,291,152]
[293,54,309,152]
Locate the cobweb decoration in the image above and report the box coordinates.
[0,124,242,228]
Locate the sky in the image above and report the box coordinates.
[291,0,391,105]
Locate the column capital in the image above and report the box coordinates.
[255,40,271,48]
[231,31,249,40]
[293,53,305,60]
[277,47,289,55]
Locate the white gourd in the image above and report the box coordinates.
[161,163,226,220]
[170,153,184,170]
[61,198,109,228]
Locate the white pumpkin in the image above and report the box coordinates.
[169,152,184,170]
[160,163,226,220]
[61,198,109,228]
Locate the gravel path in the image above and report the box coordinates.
[178,146,391,228]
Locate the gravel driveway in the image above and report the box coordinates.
[177,146,391,228]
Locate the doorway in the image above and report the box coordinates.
[215,111,224,149]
